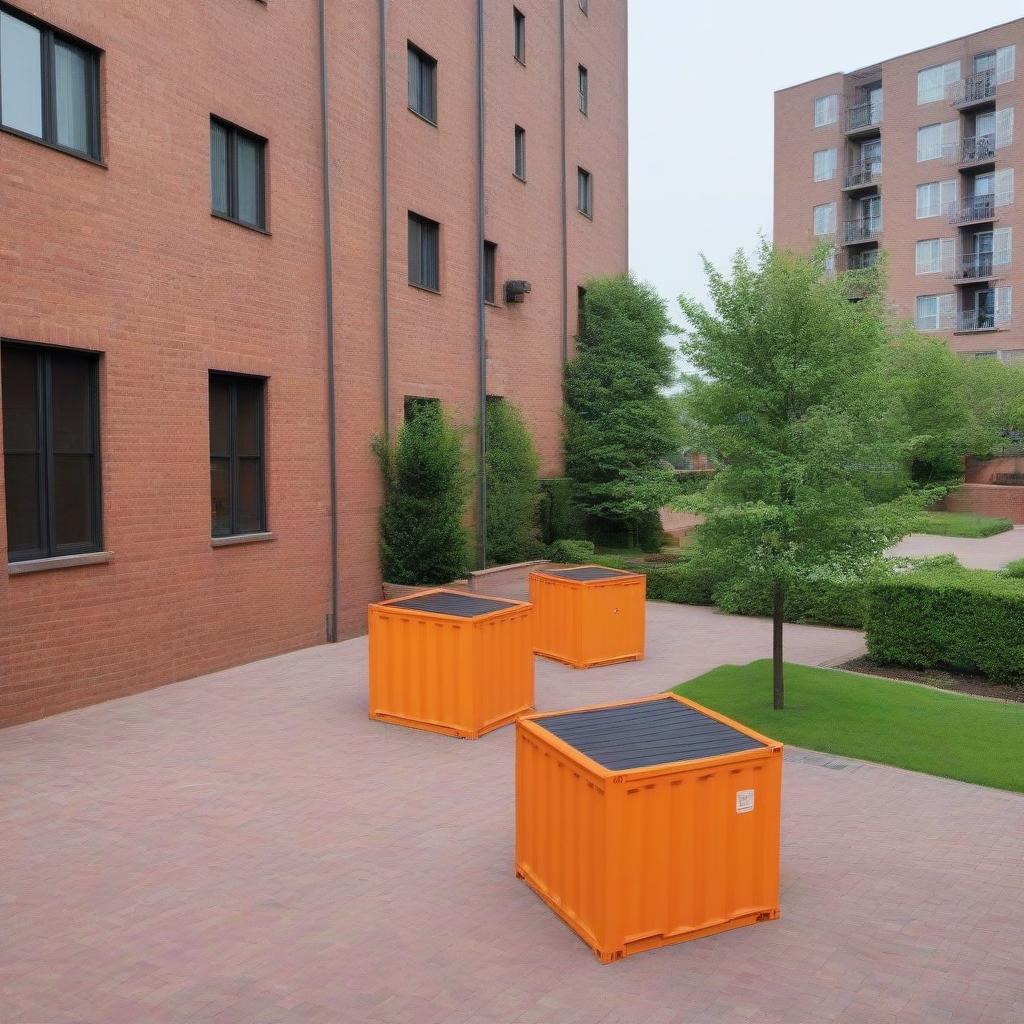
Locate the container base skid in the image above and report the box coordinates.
[515,865,779,964]
[533,649,643,670]
[369,704,534,740]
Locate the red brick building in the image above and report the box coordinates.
[775,18,1023,359]
[0,0,629,726]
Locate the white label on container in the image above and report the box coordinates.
[736,789,755,814]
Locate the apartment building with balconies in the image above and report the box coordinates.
[775,17,1023,361]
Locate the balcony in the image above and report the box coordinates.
[847,249,880,271]
[842,160,881,190]
[843,216,882,244]
[947,133,997,167]
[956,308,1007,333]
[948,193,998,225]
[948,70,997,109]
[844,100,882,136]
[949,252,1004,282]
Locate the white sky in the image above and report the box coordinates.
[628,0,1023,335]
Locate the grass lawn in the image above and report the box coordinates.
[673,660,1024,793]
[909,510,1014,538]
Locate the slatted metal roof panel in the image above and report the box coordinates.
[388,592,517,618]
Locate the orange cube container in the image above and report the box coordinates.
[516,693,782,963]
[529,565,645,669]
[368,589,534,739]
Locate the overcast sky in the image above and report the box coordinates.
[628,0,1023,339]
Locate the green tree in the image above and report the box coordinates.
[961,355,1024,456]
[374,402,469,585]
[564,274,680,548]
[485,398,541,565]
[678,243,915,709]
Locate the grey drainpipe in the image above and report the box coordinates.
[317,0,340,642]
[475,0,487,570]
[379,0,391,434]
[559,0,568,365]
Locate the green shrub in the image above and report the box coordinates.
[547,538,596,563]
[909,510,1013,538]
[537,478,582,543]
[374,403,469,585]
[1004,557,1024,579]
[866,561,1024,684]
[485,399,541,565]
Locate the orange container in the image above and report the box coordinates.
[529,565,645,669]
[516,693,782,963]
[368,589,534,739]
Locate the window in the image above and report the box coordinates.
[210,117,266,231]
[578,64,588,115]
[0,6,100,160]
[813,148,836,182]
[996,45,1016,84]
[915,238,953,275]
[407,43,437,123]
[916,121,957,163]
[484,240,497,304]
[577,167,592,217]
[2,342,101,562]
[915,294,953,331]
[916,180,957,218]
[579,0,588,12]
[514,124,526,179]
[577,285,587,339]
[513,8,526,64]
[995,167,1015,207]
[408,212,440,291]
[209,373,266,538]
[403,396,439,422]
[917,60,960,104]
[813,94,837,127]
[996,107,1014,150]
[812,202,836,236]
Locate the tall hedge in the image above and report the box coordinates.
[485,399,541,565]
[866,562,1024,683]
[374,402,469,585]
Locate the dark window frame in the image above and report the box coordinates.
[484,240,498,305]
[1,339,103,563]
[514,124,526,180]
[407,42,438,124]
[578,64,588,115]
[513,8,526,64]
[210,115,267,232]
[209,371,267,539]
[577,166,593,217]
[576,285,587,340]
[408,211,441,292]
[0,2,102,162]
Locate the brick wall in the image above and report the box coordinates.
[943,483,1024,521]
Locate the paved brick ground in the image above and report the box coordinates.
[887,525,1024,570]
[2,603,1022,1024]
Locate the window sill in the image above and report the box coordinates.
[8,551,112,576]
[407,107,438,128]
[514,56,527,68]
[484,300,502,308]
[211,531,275,548]
[408,282,441,296]
[1,125,106,168]
[211,211,271,236]
[513,172,528,183]
[577,209,593,220]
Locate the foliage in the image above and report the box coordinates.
[676,242,920,706]
[673,661,1024,793]
[373,402,469,585]
[1003,557,1024,579]
[866,559,1024,684]
[536,478,582,543]
[547,538,596,563]
[485,399,542,565]
[564,274,681,546]
[909,510,1014,538]
[960,355,1024,457]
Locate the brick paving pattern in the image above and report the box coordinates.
[3,604,1022,1024]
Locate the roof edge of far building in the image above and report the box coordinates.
[774,14,1024,95]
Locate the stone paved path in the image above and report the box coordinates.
[886,525,1024,570]
[2,604,1022,1024]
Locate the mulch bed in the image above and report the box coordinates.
[839,657,1024,703]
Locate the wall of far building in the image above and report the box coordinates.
[0,0,628,726]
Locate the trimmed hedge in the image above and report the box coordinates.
[866,561,1024,684]
[1003,557,1024,579]
[547,538,596,563]
[909,510,1014,538]
[714,570,868,629]
[537,478,582,544]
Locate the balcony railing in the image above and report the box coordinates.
[845,100,882,134]
[843,216,882,244]
[949,252,999,281]
[843,160,881,189]
[948,69,997,107]
[956,308,1007,333]
[947,133,997,165]
[948,193,997,224]
[847,249,880,270]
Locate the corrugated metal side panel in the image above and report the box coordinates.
[579,575,645,667]
[610,751,782,952]
[368,608,474,733]
[473,606,535,729]
[529,574,582,665]
[516,723,607,949]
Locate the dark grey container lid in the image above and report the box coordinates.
[543,566,637,582]
[535,697,765,770]
[388,591,517,618]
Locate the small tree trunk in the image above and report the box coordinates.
[772,581,785,710]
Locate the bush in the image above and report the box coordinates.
[485,400,541,565]
[547,538,595,563]
[537,477,582,543]
[1004,557,1024,579]
[866,561,1024,684]
[374,403,469,585]
[714,568,871,629]
[909,510,1013,538]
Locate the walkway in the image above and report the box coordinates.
[887,525,1024,569]
[3,606,1021,1024]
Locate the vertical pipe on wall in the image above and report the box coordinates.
[379,0,391,435]
[559,0,569,366]
[317,0,340,642]
[475,0,488,570]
